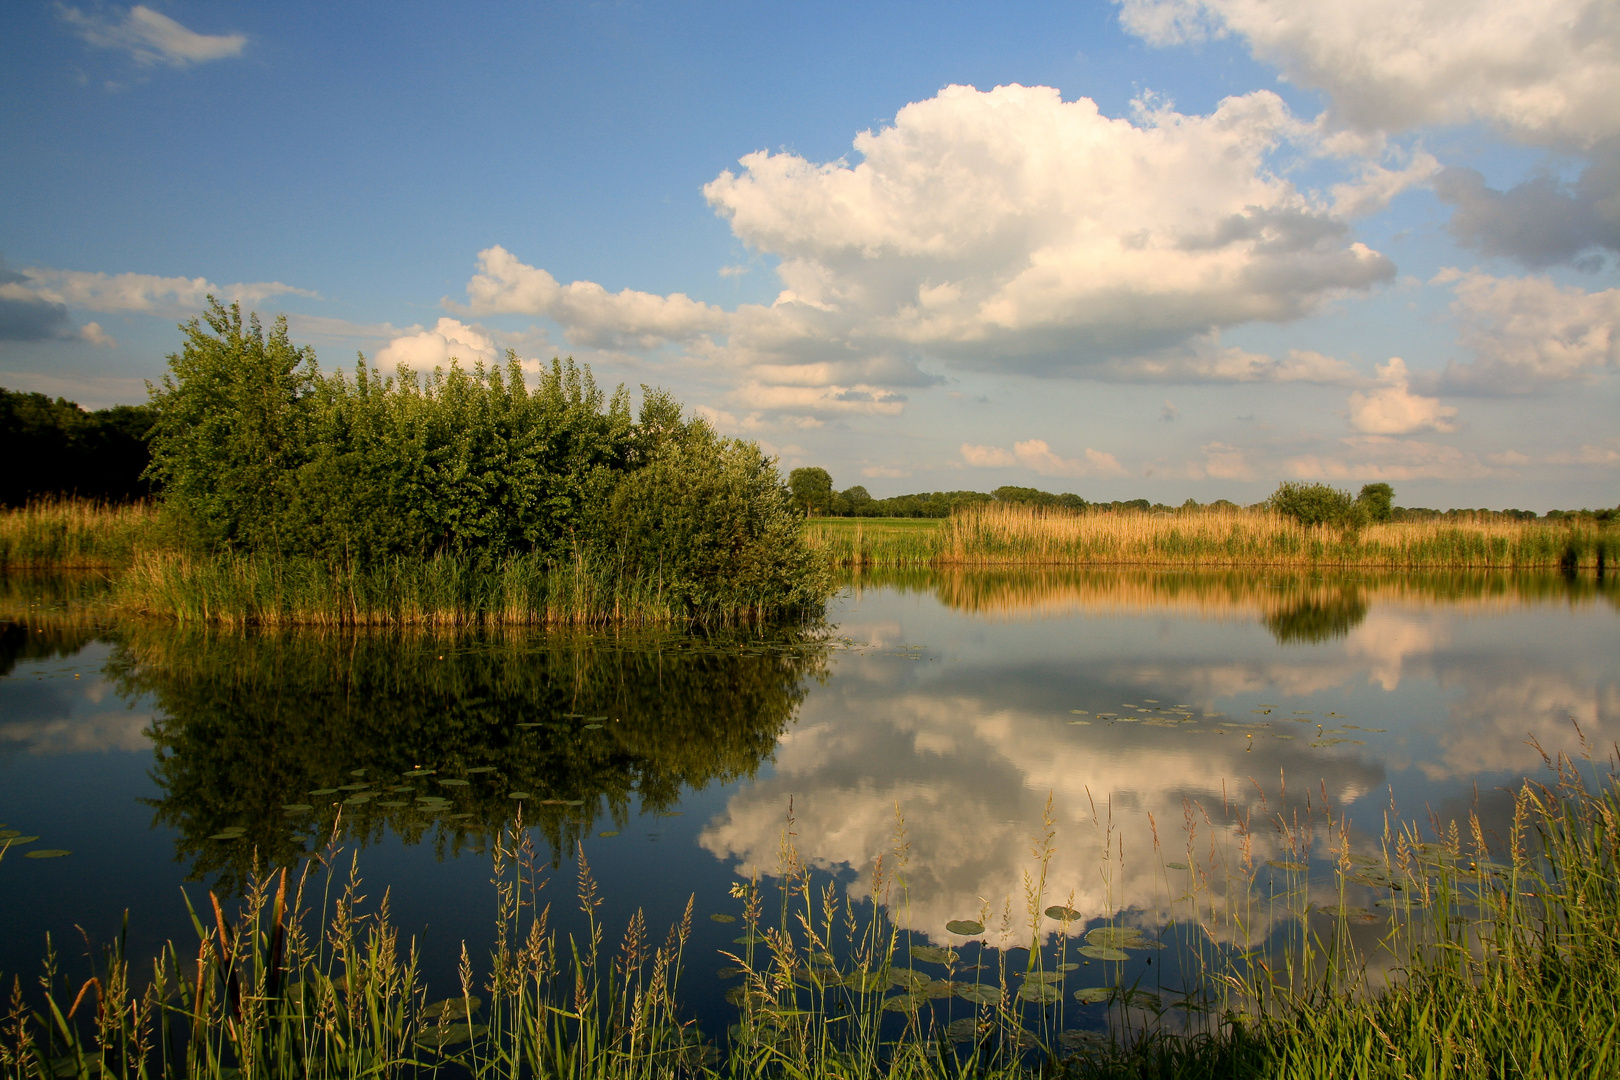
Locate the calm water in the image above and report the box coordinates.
[2,569,1616,1029]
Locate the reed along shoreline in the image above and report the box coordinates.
[806,502,1620,571]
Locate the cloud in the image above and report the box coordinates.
[1198,441,1256,480]
[79,321,115,347]
[1434,270,1620,394]
[0,265,74,342]
[1117,0,1620,148]
[1102,340,1365,384]
[1347,357,1458,434]
[1286,435,1494,481]
[455,84,1394,403]
[718,264,751,278]
[57,3,246,67]
[1159,399,1180,422]
[961,439,1127,477]
[1435,149,1620,269]
[20,265,316,315]
[373,318,500,371]
[450,245,727,349]
[1545,441,1620,466]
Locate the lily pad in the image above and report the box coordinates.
[413,1023,486,1049]
[338,783,371,791]
[508,792,531,800]
[1021,971,1063,984]
[1079,945,1128,961]
[308,788,339,797]
[1266,860,1309,872]
[946,1017,980,1042]
[437,779,470,787]
[1044,905,1081,921]
[945,919,984,936]
[402,769,434,777]
[282,804,314,812]
[209,831,245,841]
[25,849,71,859]
[909,945,957,965]
[1319,906,1379,924]
[421,995,482,1020]
[597,830,619,837]
[375,800,409,809]
[881,993,923,1013]
[464,766,497,774]
[342,795,371,805]
[1073,987,1113,1004]
[1018,983,1063,1003]
[1,835,39,845]
[924,980,959,998]
[1085,927,1143,949]
[710,913,737,923]
[842,969,890,993]
[0,830,20,839]
[583,724,604,731]
[1059,1030,1106,1049]
[954,983,1000,1005]
[1166,862,1189,870]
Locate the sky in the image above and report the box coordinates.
[2,0,1617,510]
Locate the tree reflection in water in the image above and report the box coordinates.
[112,624,827,892]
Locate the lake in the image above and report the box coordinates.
[2,568,1616,1037]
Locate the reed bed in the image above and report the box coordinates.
[807,505,1620,571]
[0,499,161,571]
[7,752,1619,1079]
[110,550,757,628]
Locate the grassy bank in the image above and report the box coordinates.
[807,504,1620,570]
[0,499,162,571]
[6,754,1617,1079]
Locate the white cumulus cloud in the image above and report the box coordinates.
[1117,0,1620,148]
[373,318,500,371]
[57,4,247,68]
[1435,270,1620,393]
[1348,357,1458,434]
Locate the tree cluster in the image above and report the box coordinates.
[0,387,155,506]
[145,301,827,615]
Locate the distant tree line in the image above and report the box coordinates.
[0,387,156,506]
[787,468,1615,525]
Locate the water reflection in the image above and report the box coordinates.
[108,624,827,892]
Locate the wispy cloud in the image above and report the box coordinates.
[56,4,247,68]
[961,439,1127,478]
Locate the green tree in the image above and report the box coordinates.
[145,299,315,551]
[1356,482,1395,523]
[788,467,834,515]
[1268,481,1358,527]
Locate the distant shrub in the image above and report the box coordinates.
[1268,481,1361,527]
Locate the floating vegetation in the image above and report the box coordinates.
[23,848,71,858]
[710,913,737,923]
[945,918,985,936]
[910,945,957,965]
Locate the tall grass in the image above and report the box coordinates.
[110,549,814,627]
[806,505,1620,571]
[8,753,1620,1078]
[0,499,161,570]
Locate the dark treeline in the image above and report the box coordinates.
[138,301,827,617]
[789,467,1615,523]
[0,387,155,506]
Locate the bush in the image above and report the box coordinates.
[1267,481,1361,527]
[144,300,827,619]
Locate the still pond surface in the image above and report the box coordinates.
[2,569,1616,1030]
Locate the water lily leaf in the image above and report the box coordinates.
[1079,946,1128,961]
[733,932,769,946]
[909,945,956,965]
[338,783,370,792]
[842,970,889,993]
[437,779,470,787]
[1073,987,1113,1004]
[413,1023,486,1049]
[1085,927,1143,949]
[1266,860,1309,872]
[565,800,585,807]
[464,766,497,774]
[1319,906,1379,924]
[25,849,71,859]
[881,993,923,1013]
[710,913,737,923]
[1044,905,1081,921]
[421,996,482,1020]
[945,919,984,936]
[924,980,959,999]
[587,716,608,722]
[1021,971,1063,984]
[0,830,19,839]
[282,804,314,813]
[583,723,604,731]
[946,1017,980,1042]
[308,788,339,797]
[890,970,931,990]
[954,983,1000,1005]
[342,795,371,805]
[1018,982,1062,1004]
[1166,862,1189,870]
[375,800,409,809]
[597,830,619,837]
[717,966,745,979]
[208,831,245,841]
[1,835,39,845]
[402,769,434,777]
[349,769,366,777]
[1059,1030,1106,1049]
[507,792,530,800]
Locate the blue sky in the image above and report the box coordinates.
[3,1,1617,509]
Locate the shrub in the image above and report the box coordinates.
[1267,481,1360,527]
